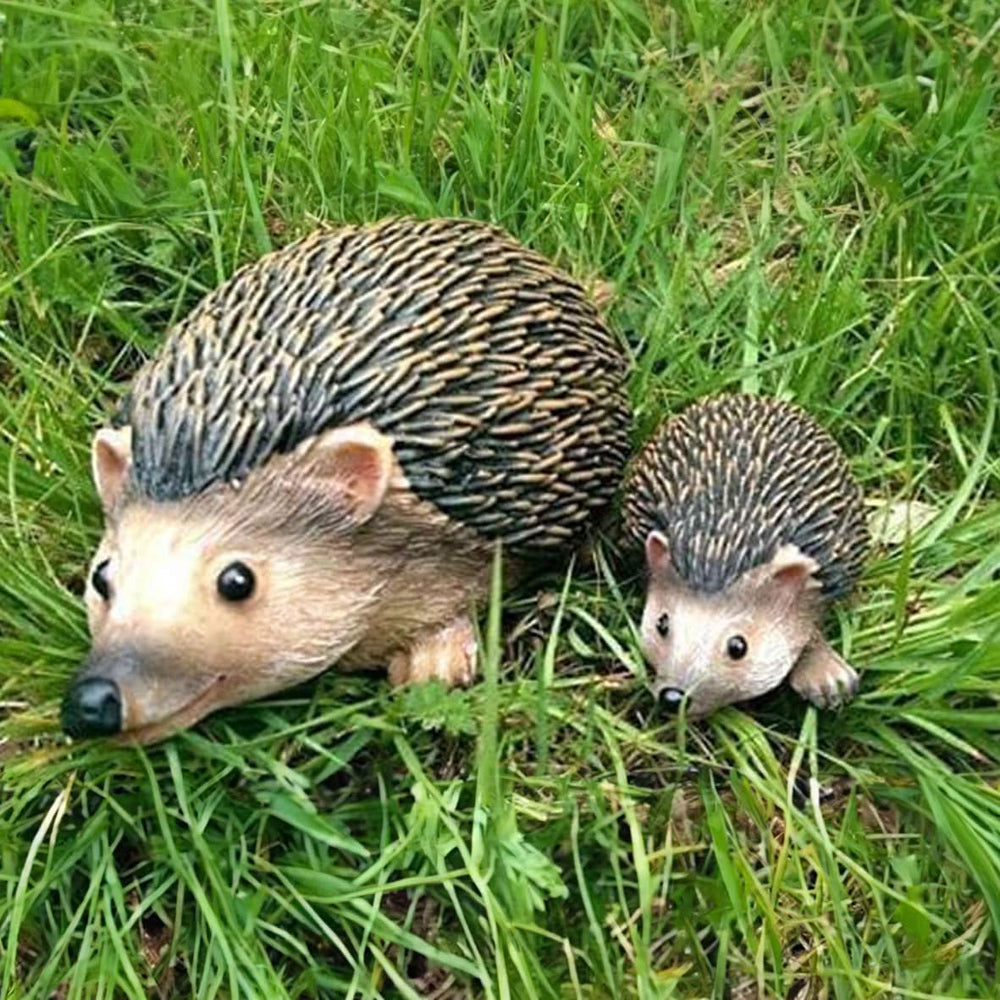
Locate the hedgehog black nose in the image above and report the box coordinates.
[62,677,123,738]
[658,687,685,712]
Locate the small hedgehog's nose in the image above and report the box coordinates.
[62,677,123,738]
[658,687,685,712]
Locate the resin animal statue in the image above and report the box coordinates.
[62,217,631,743]
[623,393,868,717]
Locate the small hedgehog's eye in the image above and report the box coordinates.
[727,635,748,661]
[656,613,670,638]
[91,559,111,601]
[217,562,255,602]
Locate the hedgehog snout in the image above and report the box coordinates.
[63,643,228,743]
[62,647,141,738]
[62,676,123,738]
[657,687,686,713]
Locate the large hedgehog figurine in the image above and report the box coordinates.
[62,217,631,743]
[623,394,868,717]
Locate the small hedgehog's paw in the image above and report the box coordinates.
[387,617,478,689]
[789,639,859,710]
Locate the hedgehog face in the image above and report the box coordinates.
[640,532,824,717]
[62,424,398,744]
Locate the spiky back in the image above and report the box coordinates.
[623,394,868,598]
[117,217,631,555]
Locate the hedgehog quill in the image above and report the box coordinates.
[63,217,631,744]
[623,394,868,718]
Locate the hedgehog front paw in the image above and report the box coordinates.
[789,639,859,710]
[387,616,478,689]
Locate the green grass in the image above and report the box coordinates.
[1,0,999,996]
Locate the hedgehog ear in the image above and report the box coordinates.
[303,424,394,525]
[754,543,822,596]
[92,427,132,510]
[645,530,681,582]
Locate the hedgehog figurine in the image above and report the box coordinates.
[623,393,868,717]
[62,217,631,744]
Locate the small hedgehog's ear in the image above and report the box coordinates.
[302,424,394,524]
[645,530,676,579]
[91,427,132,510]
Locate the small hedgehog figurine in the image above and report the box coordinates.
[62,217,631,744]
[623,394,868,717]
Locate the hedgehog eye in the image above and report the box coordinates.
[656,613,670,638]
[91,559,111,601]
[727,635,748,661]
[217,561,255,602]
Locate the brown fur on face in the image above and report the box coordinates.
[78,423,494,743]
[640,532,825,717]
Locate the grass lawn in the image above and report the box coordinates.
[2,1,999,996]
